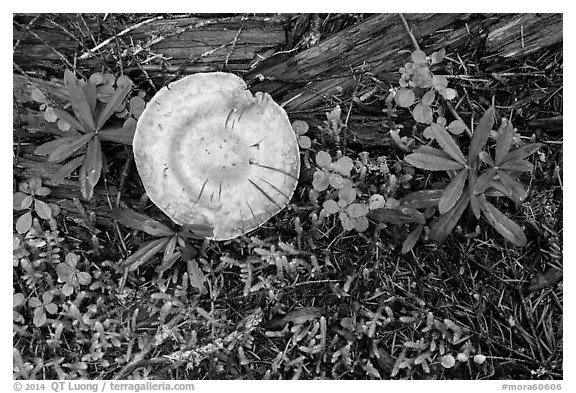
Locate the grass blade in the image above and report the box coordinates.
[402,224,424,254]
[478,194,527,246]
[468,106,495,165]
[110,207,175,237]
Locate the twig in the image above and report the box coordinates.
[224,22,245,69]
[113,313,185,379]
[398,13,420,51]
[79,16,164,60]
[13,19,84,79]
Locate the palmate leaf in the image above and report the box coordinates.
[96,81,132,130]
[495,119,515,165]
[47,133,95,163]
[79,136,103,200]
[468,169,481,219]
[430,190,470,242]
[399,189,443,209]
[478,195,527,246]
[51,156,84,184]
[439,168,468,214]
[405,152,464,171]
[496,171,528,202]
[501,143,542,163]
[499,159,534,172]
[430,123,466,164]
[110,207,175,237]
[64,70,96,132]
[51,107,85,132]
[468,106,495,165]
[98,126,135,145]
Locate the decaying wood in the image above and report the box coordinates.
[13,14,288,75]
[485,14,562,59]
[13,13,562,231]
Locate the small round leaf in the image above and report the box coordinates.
[16,212,33,234]
[315,151,332,168]
[412,103,433,124]
[292,120,309,135]
[447,120,467,135]
[395,88,416,108]
[411,50,427,64]
[323,199,340,215]
[441,354,456,369]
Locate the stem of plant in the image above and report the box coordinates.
[399,14,420,52]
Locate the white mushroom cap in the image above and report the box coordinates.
[133,72,300,240]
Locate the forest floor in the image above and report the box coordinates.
[13,14,562,380]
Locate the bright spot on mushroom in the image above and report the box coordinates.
[133,72,300,241]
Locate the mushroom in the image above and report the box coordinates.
[133,72,300,241]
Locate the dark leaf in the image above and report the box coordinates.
[402,224,424,254]
[51,156,84,184]
[405,153,464,171]
[156,251,182,274]
[268,307,322,329]
[110,207,175,237]
[35,136,81,157]
[468,106,495,165]
[430,122,466,164]
[478,151,495,167]
[79,137,102,200]
[82,82,97,117]
[430,191,470,242]
[47,133,94,163]
[179,224,214,239]
[468,169,480,219]
[478,194,527,246]
[439,168,468,214]
[52,107,85,132]
[125,237,170,271]
[497,170,528,202]
[528,268,562,292]
[34,199,52,220]
[474,167,498,194]
[15,212,33,234]
[415,145,453,160]
[369,208,421,225]
[96,82,132,130]
[98,126,136,145]
[495,119,516,165]
[64,69,96,131]
[501,143,542,163]
[499,159,534,172]
[400,189,443,209]
[187,259,207,294]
